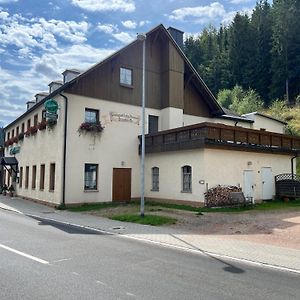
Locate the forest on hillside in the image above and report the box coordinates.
[184,0,300,108]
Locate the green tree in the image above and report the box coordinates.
[270,0,300,103]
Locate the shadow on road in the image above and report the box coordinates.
[30,216,107,235]
[170,234,245,274]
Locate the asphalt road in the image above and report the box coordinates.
[0,209,299,300]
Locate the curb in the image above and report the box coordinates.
[1,204,300,275]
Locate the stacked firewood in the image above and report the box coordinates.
[204,185,242,207]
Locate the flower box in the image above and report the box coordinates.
[78,122,104,136]
[18,132,24,140]
[28,125,38,135]
[38,120,47,130]
[12,136,18,144]
[8,139,13,146]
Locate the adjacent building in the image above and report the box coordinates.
[2,24,300,207]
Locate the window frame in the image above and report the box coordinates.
[120,67,133,87]
[49,163,55,191]
[32,165,36,189]
[84,164,98,191]
[19,167,23,188]
[151,167,159,191]
[40,164,45,190]
[25,166,29,189]
[34,114,38,126]
[85,108,99,124]
[182,165,192,193]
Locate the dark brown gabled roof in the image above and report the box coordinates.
[5,24,225,129]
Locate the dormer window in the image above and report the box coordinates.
[120,67,132,86]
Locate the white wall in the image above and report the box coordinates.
[145,150,206,203]
[144,148,292,203]
[183,114,252,128]
[250,114,285,134]
[161,107,183,130]
[64,94,161,204]
[203,149,292,201]
[5,96,65,205]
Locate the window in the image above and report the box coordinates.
[21,123,25,133]
[84,164,98,190]
[151,167,159,191]
[42,110,46,121]
[7,132,10,141]
[49,163,55,191]
[85,108,99,123]
[34,114,38,126]
[182,165,192,192]
[40,164,45,190]
[16,126,19,136]
[27,119,31,130]
[19,167,23,188]
[25,166,29,189]
[12,129,15,138]
[120,67,132,86]
[148,115,159,134]
[32,165,36,189]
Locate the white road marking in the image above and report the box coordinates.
[126,292,136,297]
[0,244,49,265]
[96,280,107,286]
[72,272,79,276]
[53,258,72,263]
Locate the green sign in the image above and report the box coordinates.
[10,146,20,155]
[45,99,58,114]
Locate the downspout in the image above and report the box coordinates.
[291,154,298,179]
[60,93,68,207]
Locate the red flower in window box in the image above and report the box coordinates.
[24,129,31,137]
[12,136,19,144]
[28,125,38,135]
[78,121,104,134]
[38,120,47,131]
[18,132,24,140]
[8,139,14,146]
[4,141,9,147]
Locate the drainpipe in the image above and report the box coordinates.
[60,93,68,207]
[291,155,298,179]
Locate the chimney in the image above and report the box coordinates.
[62,69,81,84]
[48,81,63,94]
[167,27,184,50]
[35,92,48,103]
[26,101,35,110]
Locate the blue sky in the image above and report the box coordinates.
[0,0,258,127]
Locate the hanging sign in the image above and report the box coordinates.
[45,99,59,114]
[10,146,20,155]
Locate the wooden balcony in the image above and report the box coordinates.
[141,122,300,155]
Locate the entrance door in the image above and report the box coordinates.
[112,168,131,202]
[243,170,254,202]
[261,167,273,200]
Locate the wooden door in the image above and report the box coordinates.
[112,168,132,202]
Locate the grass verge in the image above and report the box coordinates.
[110,214,177,226]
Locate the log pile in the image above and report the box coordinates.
[204,185,242,207]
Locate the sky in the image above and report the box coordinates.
[0,0,258,127]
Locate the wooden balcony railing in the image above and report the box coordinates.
[141,122,300,154]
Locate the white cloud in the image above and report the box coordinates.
[112,32,135,44]
[96,22,135,44]
[0,44,116,126]
[97,23,117,34]
[139,20,150,27]
[0,0,18,3]
[169,2,226,23]
[70,0,135,12]
[0,13,89,52]
[121,20,137,29]
[230,0,252,4]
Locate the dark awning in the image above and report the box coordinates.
[1,157,18,166]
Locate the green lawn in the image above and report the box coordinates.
[110,214,177,226]
[66,199,300,215]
